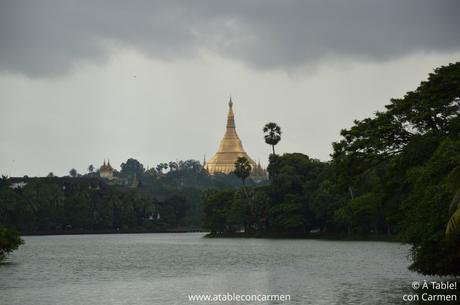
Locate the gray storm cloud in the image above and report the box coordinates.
[1,0,459,77]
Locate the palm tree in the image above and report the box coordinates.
[263,122,282,155]
[446,166,460,237]
[446,206,460,237]
[446,189,460,237]
[234,157,252,185]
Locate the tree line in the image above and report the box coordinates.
[0,156,268,237]
[0,177,190,233]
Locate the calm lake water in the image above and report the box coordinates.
[0,233,435,305]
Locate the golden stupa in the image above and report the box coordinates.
[205,98,257,175]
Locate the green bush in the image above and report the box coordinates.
[0,228,24,261]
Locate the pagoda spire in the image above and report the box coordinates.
[227,96,235,129]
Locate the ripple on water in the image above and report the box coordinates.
[0,233,437,305]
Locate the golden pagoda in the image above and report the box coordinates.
[205,98,257,175]
[99,159,114,179]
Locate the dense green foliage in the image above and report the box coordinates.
[203,187,270,234]
[203,62,460,276]
[0,228,23,261]
[446,166,460,237]
[120,158,145,177]
[0,177,169,232]
[203,154,345,235]
[0,159,265,233]
[333,62,460,275]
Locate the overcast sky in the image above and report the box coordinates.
[1,0,460,177]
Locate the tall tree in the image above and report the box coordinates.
[331,62,460,276]
[88,164,94,173]
[263,122,282,155]
[120,158,145,177]
[234,157,252,185]
[69,168,77,177]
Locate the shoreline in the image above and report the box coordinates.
[20,229,207,236]
[205,232,402,242]
[19,230,401,242]
[20,228,404,243]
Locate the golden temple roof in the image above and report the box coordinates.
[100,159,113,172]
[206,98,256,175]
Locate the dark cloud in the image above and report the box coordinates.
[1,0,459,77]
